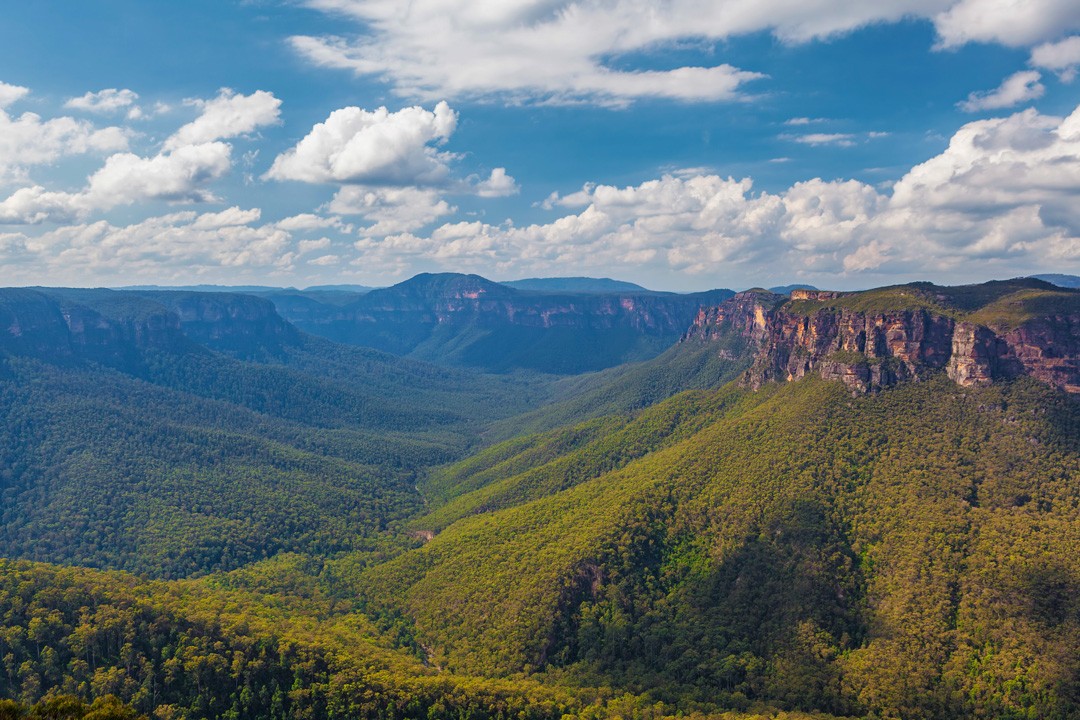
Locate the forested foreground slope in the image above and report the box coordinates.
[363,376,1080,719]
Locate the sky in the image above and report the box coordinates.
[0,1,1079,291]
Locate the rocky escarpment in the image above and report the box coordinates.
[683,283,1080,394]
[274,272,735,373]
[131,291,301,358]
[0,288,305,367]
[0,289,190,365]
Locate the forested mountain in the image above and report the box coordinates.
[265,273,734,373]
[0,288,544,578]
[0,277,1078,719]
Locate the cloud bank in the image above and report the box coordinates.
[292,0,1080,104]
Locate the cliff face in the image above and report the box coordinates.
[318,274,732,334]
[274,273,735,373]
[132,291,301,357]
[0,289,190,364]
[683,285,1080,394]
[0,288,303,367]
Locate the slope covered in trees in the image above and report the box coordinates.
[1,278,1080,719]
[0,289,545,578]
[359,375,1080,719]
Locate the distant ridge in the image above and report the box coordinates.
[267,272,734,373]
[1031,273,1080,288]
[115,284,291,293]
[302,284,375,293]
[767,283,818,295]
[501,277,652,293]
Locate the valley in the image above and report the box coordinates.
[0,274,1078,719]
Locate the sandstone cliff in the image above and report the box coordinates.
[682,281,1080,394]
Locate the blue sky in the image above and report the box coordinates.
[0,0,1079,290]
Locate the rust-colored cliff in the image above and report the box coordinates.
[682,280,1080,394]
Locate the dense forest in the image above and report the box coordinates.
[0,278,1077,719]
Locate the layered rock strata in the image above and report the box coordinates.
[682,289,1080,394]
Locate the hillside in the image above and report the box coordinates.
[360,375,1080,719]
[1,277,1079,719]
[268,273,734,374]
[0,288,545,578]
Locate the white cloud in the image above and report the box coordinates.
[85,142,233,205]
[0,143,233,223]
[298,237,331,253]
[780,131,888,147]
[65,88,140,116]
[1,209,299,284]
[0,88,287,224]
[293,0,1080,105]
[266,101,457,185]
[275,213,353,233]
[934,0,1080,48]
[0,82,29,109]
[331,185,455,235]
[958,70,1045,112]
[164,89,281,151]
[1031,35,1080,81]
[783,133,857,147]
[0,107,129,184]
[190,206,262,229]
[473,168,519,197]
[346,103,1080,284]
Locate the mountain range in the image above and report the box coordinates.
[0,274,1077,719]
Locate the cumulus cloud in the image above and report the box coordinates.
[0,81,29,109]
[346,103,1080,285]
[164,89,281,151]
[0,88,286,224]
[0,143,233,224]
[330,185,455,235]
[65,88,141,118]
[1031,35,1080,81]
[275,213,353,233]
[959,70,1045,112]
[190,206,262,229]
[266,101,457,185]
[934,0,1080,48]
[85,142,233,205]
[293,0,1080,104]
[473,168,519,197]
[0,104,129,184]
[0,209,299,284]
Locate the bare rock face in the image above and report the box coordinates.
[1000,315,1080,393]
[946,322,1001,388]
[684,288,1080,394]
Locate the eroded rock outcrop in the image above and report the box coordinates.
[683,286,1080,394]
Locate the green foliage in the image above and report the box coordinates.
[4,280,1080,720]
[783,278,1078,329]
[967,288,1080,330]
[357,375,1080,719]
[485,341,753,442]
